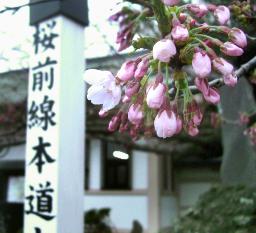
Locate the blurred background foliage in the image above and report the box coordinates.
[171,185,256,233]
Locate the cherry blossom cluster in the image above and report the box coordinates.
[84,0,248,140]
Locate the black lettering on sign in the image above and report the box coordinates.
[34,20,58,54]
[28,96,56,130]
[32,57,57,91]
[25,182,55,221]
[29,137,55,174]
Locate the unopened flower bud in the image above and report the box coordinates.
[229,28,247,48]
[223,73,237,87]
[214,5,230,25]
[117,60,136,82]
[188,4,208,18]
[171,24,189,42]
[146,82,166,109]
[154,110,178,138]
[212,57,234,75]
[153,39,177,63]
[128,104,144,125]
[161,0,179,6]
[192,51,211,78]
[220,42,244,56]
[134,59,149,79]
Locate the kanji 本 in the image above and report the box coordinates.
[25,182,55,221]
[29,137,55,174]
[32,57,57,91]
[28,96,56,130]
[34,20,58,54]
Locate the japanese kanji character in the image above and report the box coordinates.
[34,20,58,54]
[25,182,55,221]
[29,137,55,173]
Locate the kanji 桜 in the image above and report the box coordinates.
[34,20,59,54]
[29,137,55,173]
[25,182,55,221]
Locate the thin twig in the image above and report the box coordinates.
[0,0,60,15]
[169,56,256,95]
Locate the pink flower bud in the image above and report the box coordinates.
[161,0,179,6]
[134,59,149,79]
[214,5,230,25]
[117,60,136,82]
[220,42,244,56]
[223,73,237,87]
[125,81,140,97]
[188,4,208,18]
[187,124,199,136]
[99,109,108,118]
[212,57,234,75]
[195,77,209,96]
[195,77,220,104]
[108,115,121,132]
[128,104,143,125]
[179,13,187,23]
[229,28,247,48]
[154,110,178,138]
[175,116,183,134]
[153,39,177,63]
[171,24,189,42]
[203,87,220,104]
[146,82,166,109]
[192,51,211,78]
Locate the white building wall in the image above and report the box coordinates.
[0,144,25,162]
[88,139,101,190]
[132,150,148,190]
[84,195,148,230]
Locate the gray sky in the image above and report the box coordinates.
[0,0,122,72]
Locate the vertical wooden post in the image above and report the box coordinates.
[24,1,88,233]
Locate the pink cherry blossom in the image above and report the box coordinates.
[108,113,121,132]
[192,51,211,78]
[187,124,199,136]
[161,0,179,6]
[212,57,234,75]
[203,87,220,104]
[195,78,220,104]
[171,24,189,42]
[221,42,244,56]
[117,60,136,82]
[146,83,166,109]
[229,28,247,48]
[134,59,149,79]
[128,104,144,125]
[84,69,121,111]
[154,110,178,138]
[153,39,177,63]
[188,4,208,18]
[125,81,140,97]
[223,73,237,87]
[214,5,230,25]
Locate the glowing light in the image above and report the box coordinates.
[113,151,129,160]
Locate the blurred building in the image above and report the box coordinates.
[0,53,222,233]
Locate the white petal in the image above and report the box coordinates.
[84,69,114,85]
[87,85,108,105]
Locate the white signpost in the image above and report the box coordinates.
[24,1,88,233]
